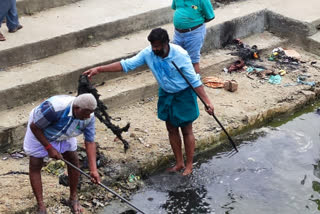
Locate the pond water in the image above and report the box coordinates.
[103,102,320,214]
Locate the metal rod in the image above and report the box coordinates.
[61,158,146,214]
[171,61,238,153]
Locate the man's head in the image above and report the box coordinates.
[147,28,170,58]
[73,93,97,120]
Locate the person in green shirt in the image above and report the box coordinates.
[172,0,215,73]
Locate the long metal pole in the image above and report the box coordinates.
[171,61,238,153]
[61,158,146,214]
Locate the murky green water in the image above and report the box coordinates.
[103,102,320,214]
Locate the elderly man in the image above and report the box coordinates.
[172,0,215,73]
[23,93,101,214]
[84,28,214,176]
[0,0,23,41]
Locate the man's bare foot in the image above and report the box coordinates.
[166,164,185,172]
[182,167,193,176]
[36,206,47,214]
[69,199,84,214]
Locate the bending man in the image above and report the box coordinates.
[23,93,101,214]
[84,28,214,176]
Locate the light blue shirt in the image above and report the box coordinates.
[120,43,202,93]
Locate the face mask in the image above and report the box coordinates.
[153,49,165,57]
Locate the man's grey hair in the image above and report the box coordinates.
[73,93,97,110]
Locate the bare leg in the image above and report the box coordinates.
[181,123,195,176]
[166,121,185,172]
[193,62,200,74]
[62,151,83,213]
[29,156,47,213]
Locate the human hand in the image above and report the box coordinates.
[83,67,99,79]
[90,170,101,184]
[205,103,214,115]
[47,147,62,160]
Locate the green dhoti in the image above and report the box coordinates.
[157,87,199,127]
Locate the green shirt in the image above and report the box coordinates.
[172,0,215,29]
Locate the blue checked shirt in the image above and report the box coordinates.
[32,95,95,142]
[120,43,202,93]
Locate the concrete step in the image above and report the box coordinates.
[0,9,267,112]
[305,31,320,56]
[2,0,320,70]
[0,0,271,69]
[0,0,172,68]
[17,0,82,16]
[311,19,320,30]
[0,31,287,151]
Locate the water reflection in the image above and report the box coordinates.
[102,104,320,214]
[313,161,320,179]
[161,186,211,214]
[311,160,320,210]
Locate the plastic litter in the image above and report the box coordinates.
[10,152,25,159]
[128,174,140,183]
[268,56,275,61]
[232,39,260,61]
[297,75,316,86]
[246,66,264,73]
[279,70,286,76]
[268,75,282,84]
[227,60,245,73]
[202,76,225,88]
[283,83,298,87]
[43,160,65,175]
[284,49,301,60]
[268,47,300,66]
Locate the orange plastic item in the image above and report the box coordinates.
[202,77,225,88]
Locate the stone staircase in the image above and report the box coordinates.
[17,0,82,16]
[1,0,320,152]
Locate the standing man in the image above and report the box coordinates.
[0,0,23,41]
[24,93,101,214]
[172,0,215,73]
[84,28,214,176]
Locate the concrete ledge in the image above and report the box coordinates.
[204,10,266,50]
[266,10,318,40]
[17,0,82,15]
[311,18,320,29]
[0,54,148,111]
[0,6,172,68]
[0,10,267,111]
[304,32,320,56]
[0,126,26,151]
[0,30,287,150]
